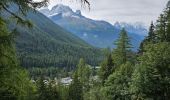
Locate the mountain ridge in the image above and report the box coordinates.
[39,4,147,50]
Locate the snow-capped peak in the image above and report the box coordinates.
[39,4,84,18]
[50,4,73,14]
[114,21,148,36]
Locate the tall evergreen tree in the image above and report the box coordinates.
[156,14,166,42]
[147,21,156,42]
[164,1,170,42]
[36,77,48,100]
[103,62,134,100]
[99,53,114,85]
[139,22,155,54]
[134,2,170,99]
[113,28,132,66]
[77,58,91,92]
[130,43,170,100]
[77,58,86,80]
[68,71,83,100]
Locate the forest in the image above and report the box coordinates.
[0,0,170,100]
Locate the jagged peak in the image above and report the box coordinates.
[50,4,73,14]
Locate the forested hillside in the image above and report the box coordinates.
[3,4,103,68]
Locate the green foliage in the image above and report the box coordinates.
[36,78,61,100]
[28,67,70,79]
[130,43,170,99]
[147,21,156,42]
[0,17,35,100]
[1,1,170,100]
[12,10,104,68]
[77,58,91,88]
[103,62,134,100]
[99,53,114,85]
[156,14,166,42]
[67,58,92,100]
[139,22,156,54]
[0,0,48,99]
[84,86,105,100]
[113,28,132,66]
[154,4,170,42]
[68,71,83,100]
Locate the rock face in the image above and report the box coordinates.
[39,4,148,51]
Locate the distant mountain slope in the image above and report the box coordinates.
[40,4,148,50]
[4,5,103,68]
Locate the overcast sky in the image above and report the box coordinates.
[38,0,169,27]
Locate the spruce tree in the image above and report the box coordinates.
[103,62,134,100]
[156,14,166,42]
[147,21,156,42]
[68,71,83,100]
[77,58,91,92]
[165,2,170,42]
[99,53,114,85]
[130,43,170,99]
[133,2,170,99]
[113,28,132,66]
[139,22,155,54]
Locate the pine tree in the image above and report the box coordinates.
[77,58,91,92]
[99,53,114,85]
[46,80,60,100]
[134,2,170,99]
[68,71,83,100]
[164,2,170,42]
[147,21,156,42]
[139,22,155,54]
[77,58,86,80]
[113,28,132,66]
[130,43,170,99]
[156,14,166,42]
[103,62,134,100]
[36,77,48,100]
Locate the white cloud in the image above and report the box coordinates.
[44,0,169,27]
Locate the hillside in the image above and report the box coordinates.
[4,5,103,68]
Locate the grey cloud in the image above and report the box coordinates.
[47,0,169,26]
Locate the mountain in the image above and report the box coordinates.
[3,5,103,68]
[39,4,148,50]
[114,22,148,36]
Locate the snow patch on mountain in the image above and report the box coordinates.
[114,22,148,36]
[39,4,83,18]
